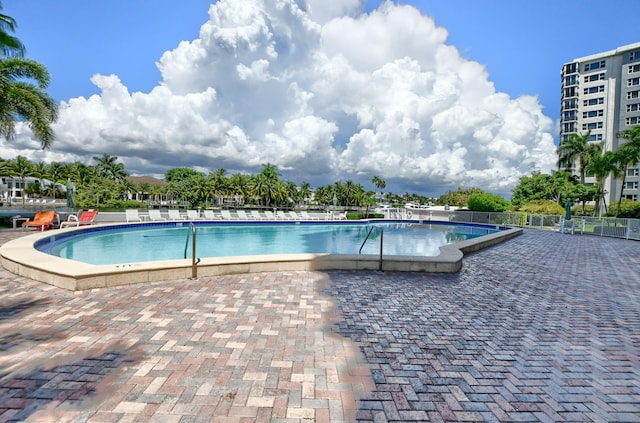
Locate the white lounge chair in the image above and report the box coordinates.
[168,209,185,220]
[148,210,166,221]
[251,210,265,220]
[203,210,220,220]
[263,211,276,220]
[561,219,576,234]
[236,210,253,220]
[288,211,302,220]
[220,210,234,220]
[126,209,142,223]
[300,211,319,220]
[186,210,203,220]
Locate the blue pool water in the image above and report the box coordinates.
[38,222,501,265]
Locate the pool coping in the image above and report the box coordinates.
[1,221,522,291]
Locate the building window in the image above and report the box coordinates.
[628,77,640,87]
[584,73,605,82]
[628,168,639,177]
[588,133,603,141]
[564,122,576,133]
[583,98,604,106]
[624,194,638,201]
[564,87,577,97]
[584,60,605,71]
[563,110,577,121]
[565,75,578,85]
[583,122,603,130]
[626,116,640,125]
[584,85,605,94]
[629,64,640,73]
[625,181,638,190]
[627,103,640,112]
[629,90,640,99]
[564,63,578,74]
[582,110,603,118]
[631,52,640,62]
[564,98,578,109]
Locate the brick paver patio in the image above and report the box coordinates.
[0,228,638,422]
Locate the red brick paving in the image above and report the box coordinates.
[1,228,639,422]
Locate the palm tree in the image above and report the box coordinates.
[0,5,57,148]
[372,175,386,202]
[557,131,600,184]
[10,155,32,205]
[298,182,311,207]
[0,3,25,58]
[614,126,640,216]
[31,161,47,194]
[585,148,620,217]
[0,57,58,148]
[93,153,128,182]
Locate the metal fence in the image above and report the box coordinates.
[449,210,640,241]
[385,208,640,241]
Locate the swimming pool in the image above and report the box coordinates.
[38,222,500,265]
[1,220,522,291]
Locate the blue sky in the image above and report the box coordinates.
[10,0,638,125]
[3,0,640,196]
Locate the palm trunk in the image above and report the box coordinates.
[615,165,628,217]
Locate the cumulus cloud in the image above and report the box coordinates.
[6,0,556,197]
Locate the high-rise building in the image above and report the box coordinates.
[559,41,640,210]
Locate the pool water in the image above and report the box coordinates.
[41,222,500,265]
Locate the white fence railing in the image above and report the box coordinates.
[381,208,640,241]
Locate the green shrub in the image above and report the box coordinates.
[516,200,564,215]
[467,193,511,212]
[608,200,640,218]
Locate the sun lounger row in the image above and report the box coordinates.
[125,209,347,222]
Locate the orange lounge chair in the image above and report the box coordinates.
[59,209,99,228]
[22,210,57,231]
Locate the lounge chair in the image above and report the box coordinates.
[251,210,265,220]
[22,210,57,231]
[126,209,142,223]
[186,210,203,220]
[203,210,220,220]
[220,210,234,220]
[236,210,253,220]
[300,211,319,220]
[168,209,185,220]
[263,210,276,220]
[148,210,166,221]
[334,212,347,220]
[60,210,98,228]
[288,211,302,220]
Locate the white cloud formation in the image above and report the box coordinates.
[5,0,556,197]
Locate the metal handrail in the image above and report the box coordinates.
[183,222,199,278]
[359,226,377,254]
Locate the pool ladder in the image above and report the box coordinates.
[184,222,200,278]
[359,226,384,271]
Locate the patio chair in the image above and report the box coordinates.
[203,210,220,220]
[236,210,253,220]
[125,209,142,223]
[263,210,276,220]
[251,210,265,220]
[288,211,302,220]
[300,211,319,220]
[561,219,576,234]
[168,209,186,220]
[186,210,203,220]
[220,210,234,220]
[59,209,99,228]
[22,210,57,231]
[148,209,166,221]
